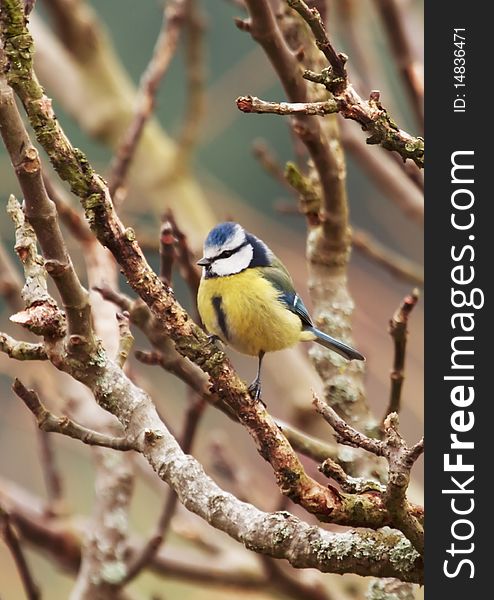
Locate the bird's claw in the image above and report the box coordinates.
[248,380,265,406]
[207,334,221,345]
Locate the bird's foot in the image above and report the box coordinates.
[207,334,221,345]
[248,379,265,406]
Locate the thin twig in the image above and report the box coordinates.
[319,457,385,494]
[314,394,424,554]
[116,311,134,368]
[373,0,424,129]
[382,414,424,554]
[0,332,47,360]
[159,220,177,286]
[243,0,349,244]
[6,195,66,339]
[339,119,424,224]
[0,80,94,345]
[241,0,424,167]
[287,0,348,90]
[382,289,420,423]
[36,428,64,516]
[352,230,423,286]
[252,139,290,188]
[313,395,385,456]
[12,380,135,451]
[174,0,207,166]
[165,211,201,302]
[0,506,41,600]
[107,0,187,201]
[42,174,93,243]
[237,94,338,115]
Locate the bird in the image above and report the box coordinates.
[197,222,365,400]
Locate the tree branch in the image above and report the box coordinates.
[116,311,134,368]
[0,505,41,600]
[352,229,423,286]
[0,332,47,360]
[237,94,338,115]
[5,195,66,338]
[0,13,389,527]
[159,219,177,286]
[107,0,187,202]
[122,394,205,584]
[35,427,65,516]
[372,0,424,129]
[284,0,424,167]
[383,290,420,422]
[287,0,348,90]
[243,0,349,244]
[0,78,94,345]
[0,0,422,570]
[12,379,136,451]
[314,395,424,554]
[174,0,207,167]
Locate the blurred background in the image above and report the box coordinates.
[1,0,423,598]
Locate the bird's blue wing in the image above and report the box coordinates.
[260,264,313,328]
[279,290,313,328]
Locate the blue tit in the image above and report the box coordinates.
[197,222,365,400]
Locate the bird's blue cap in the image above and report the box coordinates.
[205,222,240,248]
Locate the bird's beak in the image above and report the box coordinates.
[197,256,211,267]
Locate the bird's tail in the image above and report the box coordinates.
[305,327,365,361]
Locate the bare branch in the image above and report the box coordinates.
[243,0,349,244]
[282,161,423,284]
[116,311,134,368]
[159,220,177,285]
[252,139,290,188]
[42,173,93,243]
[165,211,202,301]
[239,1,423,167]
[0,332,47,360]
[237,94,338,115]
[382,414,424,554]
[174,0,207,166]
[285,0,424,166]
[352,230,423,287]
[1,480,422,586]
[286,0,348,90]
[123,394,205,583]
[0,0,423,563]
[6,195,66,338]
[0,81,93,344]
[315,393,424,553]
[12,379,135,451]
[372,0,424,128]
[319,457,385,494]
[383,289,420,422]
[339,114,424,224]
[0,506,41,600]
[107,0,187,201]
[314,394,385,456]
[36,428,65,516]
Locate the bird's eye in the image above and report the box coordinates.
[218,249,234,260]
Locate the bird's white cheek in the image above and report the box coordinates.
[211,244,253,276]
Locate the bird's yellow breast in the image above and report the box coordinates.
[197,269,303,356]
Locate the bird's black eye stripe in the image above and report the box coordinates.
[215,241,248,261]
